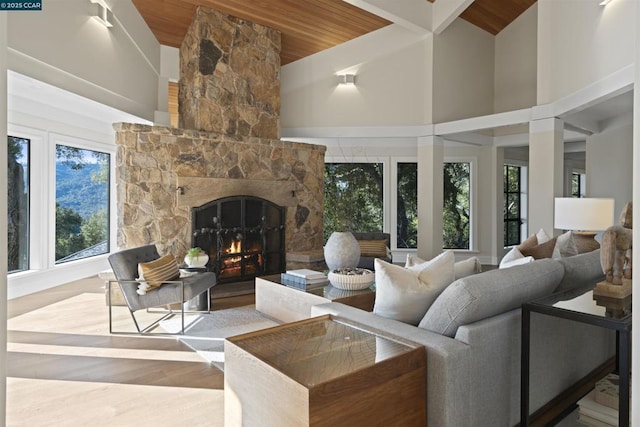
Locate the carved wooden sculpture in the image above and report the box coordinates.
[600,202,632,284]
[594,201,632,318]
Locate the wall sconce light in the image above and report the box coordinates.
[599,0,615,5]
[90,0,113,28]
[340,74,356,85]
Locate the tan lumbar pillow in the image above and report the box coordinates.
[137,254,180,295]
[357,239,389,258]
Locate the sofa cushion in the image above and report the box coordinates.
[373,252,454,325]
[555,249,605,293]
[418,259,564,337]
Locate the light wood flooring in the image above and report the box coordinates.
[6,275,254,427]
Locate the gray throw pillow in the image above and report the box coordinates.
[418,259,564,337]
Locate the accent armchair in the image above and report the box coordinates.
[107,244,217,334]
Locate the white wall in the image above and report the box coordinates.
[537,0,636,104]
[7,0,160,121]
[280,24,432,129]
[586,122,633,215]
[494,3,537,113]
[432,18,495,123]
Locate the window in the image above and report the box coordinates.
[572,172,585,198]
[7,126,114,280]
[396,162,417,249]
[504,165,522,247]
[7,136,30,273]
[55,145,110,263]
[443,162,470,249]
[324,163,383,242]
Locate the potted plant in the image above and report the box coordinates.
[184,247,209,268]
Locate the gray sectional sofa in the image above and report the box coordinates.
[311,249,615,426]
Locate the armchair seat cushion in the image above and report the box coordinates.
[132,272,217,311]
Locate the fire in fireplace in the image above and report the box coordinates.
[191,196,286,284]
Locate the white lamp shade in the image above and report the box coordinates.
[554,198,615,231]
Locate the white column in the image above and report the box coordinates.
[486,145,505,265]
[0,11,9,422]
[417,135,443,260]
[528,117,564,234]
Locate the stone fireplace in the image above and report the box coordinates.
[114,6,325,279]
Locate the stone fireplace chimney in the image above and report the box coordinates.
[114,6,325,274]
[179,7,280,139]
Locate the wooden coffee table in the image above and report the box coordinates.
[225,314,426,427]
[255,275,375,323]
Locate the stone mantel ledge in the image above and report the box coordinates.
[113,123,327,153]
[177,176,297,208]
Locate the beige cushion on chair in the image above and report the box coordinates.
[357,239,389,258]
[137,254,180,293]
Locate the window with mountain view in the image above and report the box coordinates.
[55,145,110,263]
[7,136,30,273]
[443,162,470,250]
[324,163,383,242]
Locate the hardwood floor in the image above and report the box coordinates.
[6,275,254,426]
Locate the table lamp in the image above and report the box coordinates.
[554,197,615,253]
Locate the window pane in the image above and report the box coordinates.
[505,220,519,247]
[8,136,30,273]
[397,163,417,249]
[572,173,580,198]
[324,163,383,242]
[443,162,470,250]
[506,194,520,219]
[55,145,110,263]
[503,165,522,247]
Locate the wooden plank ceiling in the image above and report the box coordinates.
[132,0,536,65]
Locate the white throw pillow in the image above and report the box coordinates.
[408,250,456,289]
[373,252,455,325]
[454,256,482,279]
[500,255,534,269]
[552,231,578,259]
[536,228,551,244]
[404,253,426,268]
[407,253,481,279]
[499,247,525,269]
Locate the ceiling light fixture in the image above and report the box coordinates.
[340,74,356,85]
[90,0,113,28]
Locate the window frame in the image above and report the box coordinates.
[50,133,113,265]
[504,164,523,247]
[7,125,116,284]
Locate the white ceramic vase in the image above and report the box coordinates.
[324,231,360,271]
[184,253,209,268]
